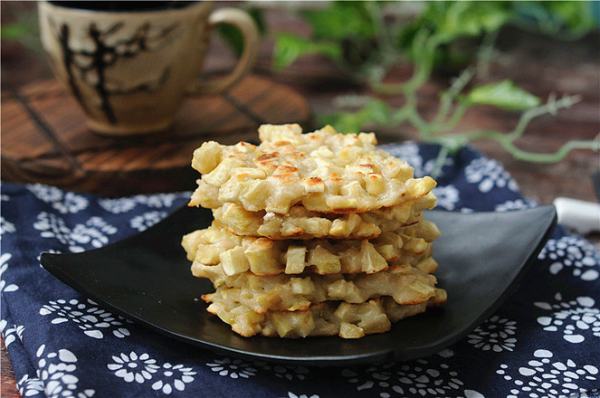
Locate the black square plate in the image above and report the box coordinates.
[41,206,556,366]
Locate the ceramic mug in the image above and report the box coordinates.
[38,1,259,135]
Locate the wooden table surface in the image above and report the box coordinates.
[1,6,598,396]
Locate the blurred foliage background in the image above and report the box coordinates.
[263,1,599,171]
[2,1,598,170]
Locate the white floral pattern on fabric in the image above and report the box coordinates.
[497,349,598,398]
[28,184,89,214]
[33,212,117,252]
[342,358,478,398]
[467,315,517,352]
[108,352,196,394]
[434,185,460,211]
[0,319,24,347]
[206,357,257,379]
[130,211,167,232]
[538,236,599,281]
[495,199,536,212]
[0,253,19,293]
[34,344,95,398]
[17,374,45,397]
[465,158,518,193]
[27,184,62,202]
[107,352,159,384]
[0,216,16,239]
[98,198,138,214]
[256,362,310,381]
[40,298,130,339]
[151,362,196,395]
[437,348,455,358]
[422,157,455,178]
[284,392,319,398]
[136,193,185,208]
[534,293,600,344]
[99,193,187,214]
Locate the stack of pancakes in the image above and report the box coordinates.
[182,124,446,338]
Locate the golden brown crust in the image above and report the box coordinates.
[189,124,436,214]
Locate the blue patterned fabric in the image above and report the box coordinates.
[1,143,599,398]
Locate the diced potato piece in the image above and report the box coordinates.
[415,257,438,274]
[271,311,314,338]
[181,230,203,261]
[326,280,363,303]
[338,147,362,164]
[220,247,250,276]
[326,196,359,211]
[389,278,436,304]
[360,241,388,273]
[285,246,307,274]
[405,177,436,199]
[375,244,399,262]
[240,180,269,211]
[289,277,314,295]
[431,288,448,306]
[418,219,441,241]
[302,177,325,192]
[340,181,367,198]
[194,244,221,265]
[297,218,332,237]
[359,313,391,334]
[365,173,385,195]
[404,237,429,255]
[339,322,364,339]
[257,217,283,236]
[217,203,260,233]
[358,132,377,145]
[355,222,380,238]
[330,213,360,237]
[191,141,222,174]
[279,221,304,238]
[258,123,302,143]
[244,238,281,275]
[203,158,238,186]
[414,192,437,210]
[339,247,362,273]
[308,245,341,274]
[189,181,220,208]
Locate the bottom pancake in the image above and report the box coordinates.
[203,289,447,338]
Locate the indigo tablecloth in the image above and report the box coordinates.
[1,143,599,398]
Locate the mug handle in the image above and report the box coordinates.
[187,8,259,95]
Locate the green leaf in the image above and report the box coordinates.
[218,8,266,56]
[273,33,341,71]
[546,1,595,33]
[426,1,511,44]
[467,80,541,111]
[319,99,391,133]
[302,2,375,40]
[510,1,595,38]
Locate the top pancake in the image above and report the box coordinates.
[189,124,436,214]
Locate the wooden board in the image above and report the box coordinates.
[1,75,311,196]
